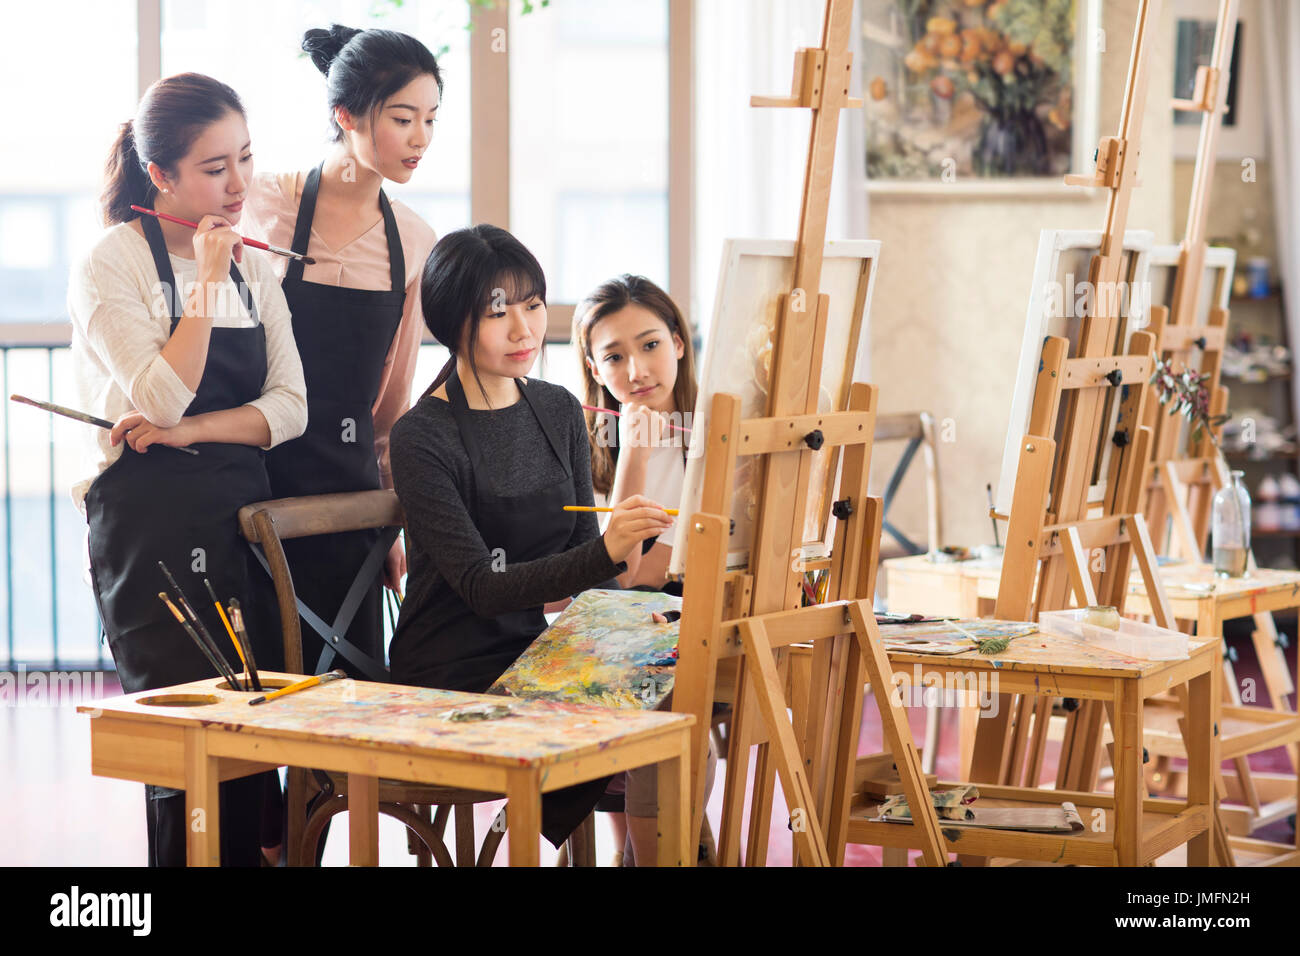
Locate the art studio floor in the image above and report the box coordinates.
[4,627,1293,866]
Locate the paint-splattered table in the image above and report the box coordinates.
[788,629,1222,865]
[78,674,695,867]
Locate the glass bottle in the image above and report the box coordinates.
[1212,470,1252,577]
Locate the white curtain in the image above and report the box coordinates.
[692,0,869,335]
[1260,0,1300,421]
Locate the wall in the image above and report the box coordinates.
[867,0,1176,553]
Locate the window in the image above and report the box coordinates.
[161,0,471,234]
[0,0,137,325]
[507,0,670,305]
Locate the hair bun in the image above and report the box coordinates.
[301,24,363,75]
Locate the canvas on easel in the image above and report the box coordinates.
[669,238,877,577]
[994,228,1156,518]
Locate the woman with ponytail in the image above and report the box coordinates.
[240,24,440,681]
[69,73,307,866]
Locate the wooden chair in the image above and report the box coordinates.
[873,411,942,560]
[237,489,595,866]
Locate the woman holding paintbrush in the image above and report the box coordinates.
[388,225,672,849]
[68,73,307,866]
[240,25,440,680]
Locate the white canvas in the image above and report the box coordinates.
[668,238,879,577]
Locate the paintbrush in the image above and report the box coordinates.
[581,404,691,433]
[131,205,316,265]
[986,483,1000,548]
[204,578,248,690]
[226,599,262,692]
[159,592,240,684]
[249,669,346,706]
[158,562,240,689]
[563,505,679,516]
[10,394,199,456]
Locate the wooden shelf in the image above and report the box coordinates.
[1224,450,1300,463]
[849,784,1210,866]
[1221,369,1291,382]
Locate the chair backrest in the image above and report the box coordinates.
[872,411,943,556]
[237,490,405,674]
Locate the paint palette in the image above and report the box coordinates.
[488,589,681,709]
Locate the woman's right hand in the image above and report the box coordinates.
[620,402,668,450]
[601,494,674,565]
[192,214,243,279]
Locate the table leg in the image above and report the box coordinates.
[348,773,379,867]
[506,769,541,867]
[184,728,220,867]
[657,732,693,867]
[1186,659,1216,866]
[1113,680,1142,866]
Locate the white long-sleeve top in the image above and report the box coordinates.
[68,222,308,513]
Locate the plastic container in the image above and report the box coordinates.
[1039,609,1190,661]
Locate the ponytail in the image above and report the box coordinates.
[430,354,458,393]
[100,120,155,226]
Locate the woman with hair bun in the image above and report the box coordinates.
[70,73,307,866]
[241,24,440,681]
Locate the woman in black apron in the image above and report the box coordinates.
[246,25,442,680]
[71,74,307,866]
[388,225,673,848]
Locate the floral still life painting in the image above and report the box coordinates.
[863,0,1083,183]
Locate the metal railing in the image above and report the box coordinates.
[0,338,598,668]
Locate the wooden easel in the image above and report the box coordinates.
[1135,0,1300,860]
[1143,0,1237,565]
[670,0,950,867]
[971,0,1233,864]
[1142,0,1294,724]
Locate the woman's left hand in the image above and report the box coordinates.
[383,536,407,596]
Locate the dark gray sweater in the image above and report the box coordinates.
[387,378,624,689]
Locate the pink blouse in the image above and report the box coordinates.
[243,170,437,487]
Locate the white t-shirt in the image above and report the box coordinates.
[592,412,687,552]
[67,223,307,512]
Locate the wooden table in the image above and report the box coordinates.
[885,554,1300,661]
[78,674,695,867]
[789,631,1222,865]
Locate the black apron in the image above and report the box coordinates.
[429,370,578,692]
[85,213,282,866]
[263,164,405,680]
[434,370,609,846]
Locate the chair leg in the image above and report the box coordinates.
[379,803,455,867]
[454,803,476,866]
[286,767,311,867]
[302,796,350,865]
[410,805,434,867]
[477,807,507,867]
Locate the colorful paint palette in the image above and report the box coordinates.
[488,589,681,709]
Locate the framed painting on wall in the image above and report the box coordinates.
[862,0,1101,196]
